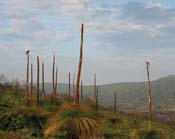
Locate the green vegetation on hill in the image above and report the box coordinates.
[44,75,175,109]
[1,74,175,138]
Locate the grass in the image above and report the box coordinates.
[1,87,175,139]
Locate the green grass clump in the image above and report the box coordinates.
[60,108,96,119]
[136,129,164,139]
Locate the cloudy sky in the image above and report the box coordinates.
[0,0,175,84]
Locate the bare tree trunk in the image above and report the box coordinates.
[114,92,116,115]
[81,80,83,103]
[146,61,152,132]
[68,72,71,103]
[74,24,84,108]
[52,53,55,107]
[73,74,75,105]
[94,74,96,100]
[96,85,98,112]
[36,56,40,113]
[42,61,45,101]
[15,79,20,105]
[54,67,58,108]
[26,52,30,107]
[30,63,33,102]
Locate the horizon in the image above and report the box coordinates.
[1,0,175,84]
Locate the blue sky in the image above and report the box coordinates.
[0,0,175,84]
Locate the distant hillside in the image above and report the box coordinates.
[44,75,175,110]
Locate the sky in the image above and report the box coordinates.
[0,0,175,85]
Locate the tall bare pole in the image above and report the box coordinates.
[74,24,84,108]
[68,72,71,103]
[15,79,20,105]
[42,61,45,102]
[73,73,75,104]
[114,92,117,114]
[30,64,33,101]
[96,85,98,112]
[52,53,55,107]
[54,67,58,108]
[81,80,83,103]
[36,56,40,112]
[25,50,30,107]
[146,61,152,132]
[94,74,96,100]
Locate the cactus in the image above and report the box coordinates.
[146,61,152,132]
[36,56,40,112]
[74,24,84,108]
[25,50,30,107]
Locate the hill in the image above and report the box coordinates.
[44,75,175,110]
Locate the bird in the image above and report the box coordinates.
[145,61,150,67]
[26,50,30,55]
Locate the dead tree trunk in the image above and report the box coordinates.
[68,72,71,103]
[54,67,58,108]
[26,50,30,107]
[73,74,75,104]
[74,24,84,108]
[30,63,33,102]
[36,56,40,113]
[114,92,116,115]
[52,53,55,107]
[146,61,152,132]
[96,85,98,112]
[15,79,20,105]
[94,74,96,100]
[42,61,45,102]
